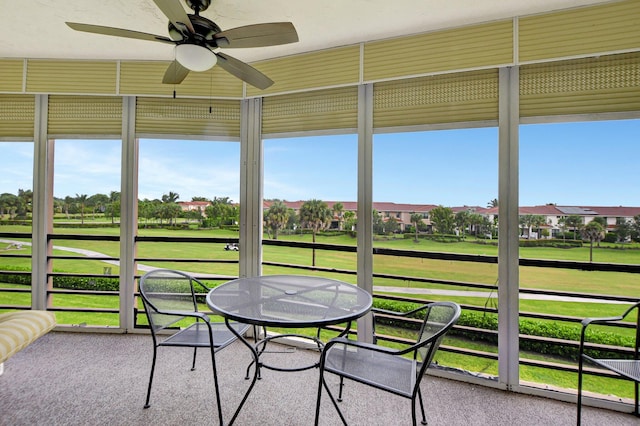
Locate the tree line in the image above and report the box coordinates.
[0,189,238,227]
[4,189,640,249]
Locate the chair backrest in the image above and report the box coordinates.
[415,302,461,369]
[139,269,209,332]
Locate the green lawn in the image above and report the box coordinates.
[2,224,639,399]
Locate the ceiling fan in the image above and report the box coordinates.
[66,0,298,89]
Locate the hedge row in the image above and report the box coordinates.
[1,270,220,298]
[1,269,119,291]
[403,233,464,243]
[519,239,583,248]
[372,299,634,361]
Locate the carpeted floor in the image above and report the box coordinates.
[0,332,637,426]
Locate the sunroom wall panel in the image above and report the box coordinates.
[519,0,640,62]
[47,95,122,136]
[26,61,117,95]
[262,86,359,134]
[0,60,24,93]
[520,52,640,117]
[0,94,35,138]
[364,20,513,82]
[373,69,499,128]
[135,97,241,137]
[246,46,361,97]
[119,62,243,98]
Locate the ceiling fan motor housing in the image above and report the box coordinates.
[168,14,221,46]
[186,0,212,13]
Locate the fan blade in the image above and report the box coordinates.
[215,52,273,90]
[215,22,298,48]
[66,22,174,44]
[153,0,195,34]
[162,60,191,84]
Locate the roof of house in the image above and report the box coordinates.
[265,201,640,219]
[177,201,211,207]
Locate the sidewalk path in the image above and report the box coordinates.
[373,286,628,304]
[0,239,628,303]
[0,239,158,271]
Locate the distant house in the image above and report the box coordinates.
[267,200,640,237]
[177,201,211,216]
[481,205,640,238]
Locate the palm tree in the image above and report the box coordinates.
[468,213,484,237]
[299,199,331,266]
[63,195,74,219]
[455,210,471,238]
[410,213,423,242]
[343,210,356,233]
[264,199,289,239]
[332,202,344,230]
[519,214,545,239]
[533,215,548,239]
[88,193,109,219]
[161,191,180,204]
[161,191,180,225]
[372,209,385,234]
[429,206,455,234]
[107,191,120,224]
[75,194,88,225]
[558,217,568,240]
[17,189,33,218]
[487,198,498,208]
[582,221,604,262]
[564,215,583,240]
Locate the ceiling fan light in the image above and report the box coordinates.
[175,44,217,72]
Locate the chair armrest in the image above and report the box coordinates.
[581,301,640,329]
[581,315,624,328]
[371,305,429,341]
[579,302,640,352]
[372,304,429,318]
[324,336,401,357]
[159,310,210,323]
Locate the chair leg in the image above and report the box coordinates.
[337,377,345,402]
[577,356,584,426]
[417,387,427,425]
[191,347,197,371]
[209,344,225,426]
[314,371,324,426]
[316,375,348,426]
[144,346,158,409]
[635,380,639,416]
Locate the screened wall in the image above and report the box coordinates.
[1,0,640,414]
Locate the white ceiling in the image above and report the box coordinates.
[1,0,610,64]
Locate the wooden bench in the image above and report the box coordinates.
[0,310,57,375]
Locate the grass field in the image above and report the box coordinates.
[1,224,639,398]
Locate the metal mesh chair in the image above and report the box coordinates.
[139,269,249,425]
[577,301,640,425]
[314,301,461,426]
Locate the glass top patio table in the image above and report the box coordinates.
[206,275,372,425]
[206,274,372,328]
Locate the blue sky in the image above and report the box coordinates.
[1,118,638,207]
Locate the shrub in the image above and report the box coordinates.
[519,239,582,248]
[371,300,635,361]
[0,269,120,291]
